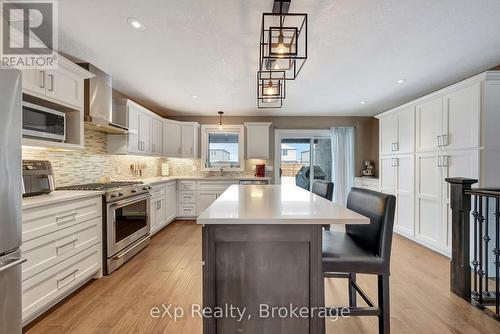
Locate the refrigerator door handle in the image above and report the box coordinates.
[0,258,26,272]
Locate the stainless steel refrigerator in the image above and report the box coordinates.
[0,67,24,334]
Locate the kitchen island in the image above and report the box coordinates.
[197,185,369,334]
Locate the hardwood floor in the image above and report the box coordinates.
[25,221,500,334]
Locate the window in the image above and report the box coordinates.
[201,125,245,171]
[282,149,288,155]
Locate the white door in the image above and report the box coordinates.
[163,121,181,157]
[395,155,415,237]
[45,67,83,109]
[416,97,443,152]
[441,149,479,250]
[140,113,151,154]
[415,152,443,250]
[127,105,141,153]
[152,118,163,156]
[165,182,177,223]
[442,83,480,150]
[22,69,46,96]
[197,191,218,216]
[397,107,414,154]
[379,114,398,155]
[181,124,195,157]
[379,156,396,195]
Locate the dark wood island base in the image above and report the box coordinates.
[202,224,325,334]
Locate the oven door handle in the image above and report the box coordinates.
[109,193,151,209]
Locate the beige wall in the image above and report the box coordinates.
[170,116,379,177]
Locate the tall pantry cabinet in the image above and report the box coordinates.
[376,71,500,256]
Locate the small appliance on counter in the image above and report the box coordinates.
[255,164,265,177]
[22,160,56,197]
[161,162,170,176]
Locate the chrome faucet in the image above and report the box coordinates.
[220,167,224,176]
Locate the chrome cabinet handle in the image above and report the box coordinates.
[437,155,442,167]
[442,134,448,146]
[39,70,45,88]
[56,212,77,222]
[0,258,27,272]
[442,155,448,167]
[58,269,79,283]
[48,74,54,91]
[57,238,78,250]
[437,135,442,147]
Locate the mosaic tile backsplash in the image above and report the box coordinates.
[22,130,264,187]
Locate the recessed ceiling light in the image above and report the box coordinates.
[360,101,366,105]
[397,79,406,84]
[192,95,198,99]
[127,18,145,31]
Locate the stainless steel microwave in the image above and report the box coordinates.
[22,102,66,142]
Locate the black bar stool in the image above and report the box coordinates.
[311,180,334,231]
[322,187,396,334]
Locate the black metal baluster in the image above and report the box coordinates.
[478,196,484,307]
[485,198,490,296]
[472,195,479,296]
[496,198,500,316]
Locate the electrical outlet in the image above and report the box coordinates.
[192,165,197,171]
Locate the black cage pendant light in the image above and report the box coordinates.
[257,73,286,109]
[259,0,308,81]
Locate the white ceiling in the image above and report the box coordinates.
[58,0,500,116]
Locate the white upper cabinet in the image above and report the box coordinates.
[379,108,414,155]
[416,97,443,152]
[181,123,200,158]
[442,83,480,150]
[139,112,151,154]
[22,57,89,110]
[163,120,182,157]
[151,118,163,156]
[245,122,272,159]
[126,104,141,154]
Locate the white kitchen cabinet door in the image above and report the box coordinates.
[45,66,84,109]
[151,118,163,156]
[139,112,151,154]
[197,191,218,216]
[163,120,181,157]
[245,122,271,159]
[22,69,46,96]
[441,149,479,250]
[181,124,199,158]
[165,182,177,224]
[442,83,480,150]
[151,197,166,233]
[395,155,415,237]
[379,114,398,155]
[379,156,396,195]
[397,107,414,154]
[415,153,443,250]
[127,105,141,154]
[416,97,443,152]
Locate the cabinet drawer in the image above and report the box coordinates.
[178,180,196,191]
[22,196,102,242]
[150,184,166,197]
[21,217,102,281]
[196,180,238,191]
[22,244,101,321]
[178,191,196,203]
[178,204,196,217]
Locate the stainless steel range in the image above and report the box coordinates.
[58,181,152,274]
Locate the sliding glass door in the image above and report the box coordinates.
[275,130,332,189]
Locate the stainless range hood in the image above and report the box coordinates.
[79,63,128,134]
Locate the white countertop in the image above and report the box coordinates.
[197,185,370,225]
[22,190,104,210]
[137,175,272,185]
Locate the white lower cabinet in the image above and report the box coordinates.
[415,150,479,255]
[150,182,177,235]
[197,191,219,216]
[379,155,415,238]
[21,195,103,325]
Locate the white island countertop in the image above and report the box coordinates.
[197,185,370,225]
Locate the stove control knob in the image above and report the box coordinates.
[110,193,117,198]
[118,192,124,197]
[131,189,137,193]
[143,186,151,191]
